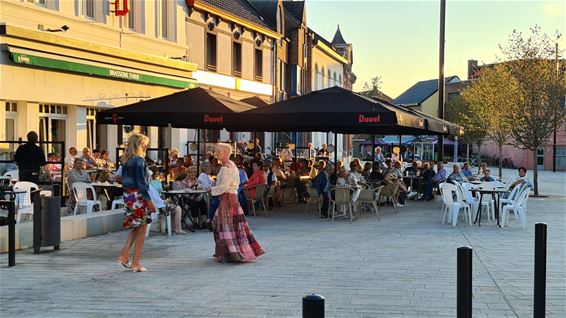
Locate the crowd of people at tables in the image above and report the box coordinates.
[7,136,532,230]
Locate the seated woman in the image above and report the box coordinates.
[182,155,193,168]
[384,161,407,207]
[244,160,266,198]
[173,166,208,229]
[168,148,181,179]
[336,167,349,187]
[99,150,115,170]
[149,166,184,234]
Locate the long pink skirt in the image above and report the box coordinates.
[212,193,265,262]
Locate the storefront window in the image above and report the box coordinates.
[39,104,67,155]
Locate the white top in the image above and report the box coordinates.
[64,155,76,170]
[198,172,215,190]
[211,160,240,196]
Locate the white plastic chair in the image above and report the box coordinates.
[329,187,355,222]
[440,183,471,226]
[111,198,125,209]
[499,183,524,213]
[72,182,102,215]
[304,186,322,217]
[146,212,172,237]
[503,176,515,190]
[13,181,38,223]
[3,170,18,179]
[460,182,494,222]
[501,187,530,229]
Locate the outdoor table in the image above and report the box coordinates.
[472,186,509,226]
[91,182,122,210]
[402,175,421,192]
[162,189,209,231]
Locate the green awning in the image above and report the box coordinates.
[8,46,197,89]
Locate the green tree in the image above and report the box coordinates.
[360,75,383,98]
[445,95,487,164]
[499,26,566,196]
[461,64,516,178]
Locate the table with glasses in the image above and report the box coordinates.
[471,184,509,226]
[162,188,209,230]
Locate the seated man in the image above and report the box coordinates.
[317,143,329,157]
[508,166,532,190]
[479,169,495,182]
[461,162,473,179]
[312,161,330,218]
[66,158,91,213]
[369,162,384,181]
[420,162,446,201]
[403,161,421,196]
[447,164,468,184]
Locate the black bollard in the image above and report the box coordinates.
[32,190,42,254]
[303,293,324,318]
[534,223,547,318]
[457,246,472,318]
[0,201,17,266]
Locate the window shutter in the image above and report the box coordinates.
[167,0,176,41]
[46,0,59,11]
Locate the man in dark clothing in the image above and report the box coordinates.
[312,161,333,218]
[14,131,47,184]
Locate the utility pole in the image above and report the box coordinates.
[552,42,558,172]
[438,0,446,162]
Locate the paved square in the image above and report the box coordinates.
[1,181,565,317]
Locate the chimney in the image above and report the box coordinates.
[467,59,478,79]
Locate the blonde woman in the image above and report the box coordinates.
[211,143,265,263]
[117,133,156,272]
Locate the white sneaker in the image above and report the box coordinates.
[396,203,405,207]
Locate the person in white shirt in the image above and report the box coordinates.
[509,167,532,190]
[210,143,265,263]
[197,163,215,190]
[64,147,78,171]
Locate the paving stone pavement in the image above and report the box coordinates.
[1,178,565,317]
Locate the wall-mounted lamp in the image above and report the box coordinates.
[38,24,69,32]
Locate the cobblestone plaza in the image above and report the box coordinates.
[1,170,564,317]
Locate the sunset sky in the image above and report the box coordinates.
[307,0,565,98]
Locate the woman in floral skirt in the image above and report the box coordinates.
[117,133,156,272]
[211,143,265,263]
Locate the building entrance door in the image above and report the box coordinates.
[537,147,544,171]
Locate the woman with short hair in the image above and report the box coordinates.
[117,133,155,272]
[211,143,265,263]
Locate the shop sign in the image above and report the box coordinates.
[11,52,197,89]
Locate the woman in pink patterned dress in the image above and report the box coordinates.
[211,143,265,263]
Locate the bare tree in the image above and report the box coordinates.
[500,26,566,196]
